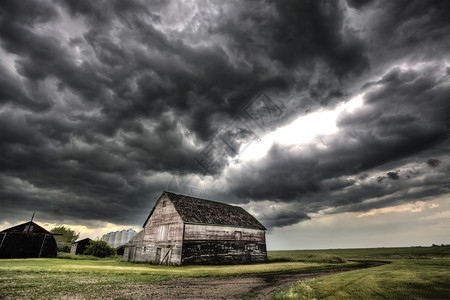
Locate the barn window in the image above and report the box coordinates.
[143,246,146,252]
[157,224,169,241]
[234,231,242,240]
[162,201,166,207]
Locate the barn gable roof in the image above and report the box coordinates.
[1,221,50,234]
[163,191,266,230]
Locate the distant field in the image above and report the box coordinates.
[272,246,450,299]
[0,247,449,299]
[268,246,450,260]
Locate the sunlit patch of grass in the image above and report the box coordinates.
[57,252,124,261]
[57,252,102,260]
[0,258,359,277]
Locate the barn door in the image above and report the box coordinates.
[155,248,161,262]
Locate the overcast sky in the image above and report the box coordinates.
[1,0,449,249]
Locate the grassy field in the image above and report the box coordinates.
[0,247,448,299]
[273,246,450,299]
[269,246,450,260]
[0,254,360,299]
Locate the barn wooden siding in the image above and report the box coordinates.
[182,224,267,264]
[140,194,184,264]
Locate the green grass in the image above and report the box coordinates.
[273,246,450,299]
[0,255,361,299]
[0,257,357,276]
[56,252,124,261]
[1,246,449,299]
[268,246,450,260]
[269,253,347,264]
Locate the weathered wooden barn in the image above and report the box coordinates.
[0,221,57,258]
[123,191,267,265]
[70,238,92,255]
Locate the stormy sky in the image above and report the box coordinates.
[1,0,449,249]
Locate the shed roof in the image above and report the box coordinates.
[72,238,91,245]
[161,191,266,230]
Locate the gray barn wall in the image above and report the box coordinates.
[183,224,265,242]
[141,195,184,264]
[182,224,267,264]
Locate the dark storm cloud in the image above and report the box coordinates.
[0,66,52,111]
[346,0,375,9]
[0,0,449,230]
[221,0,368,75]
[353,0,450,66]
[214,0,368,112]
[258,209,311,229]
[226,65,450,227]
[427,159,441,167]
[0,0,58,24]
[386,171,400,180]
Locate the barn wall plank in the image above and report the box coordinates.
[184,224,265,242]
[182,240,267,264]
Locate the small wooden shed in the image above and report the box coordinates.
[123,230,144,261]
[70,238,92,255]
[0,221,57,258]
[123,191,267,265]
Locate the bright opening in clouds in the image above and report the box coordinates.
[239,95,364,161]
[0,0,449,250]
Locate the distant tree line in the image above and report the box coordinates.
[50,226,80,243]
[432,244,450,247]
[51,226,80,253]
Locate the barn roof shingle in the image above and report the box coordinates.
[163,191,266,230]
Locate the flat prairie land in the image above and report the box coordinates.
[272,246,450,299]
[0,247,449,299]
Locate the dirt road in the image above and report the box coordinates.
[114,270,341,299]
